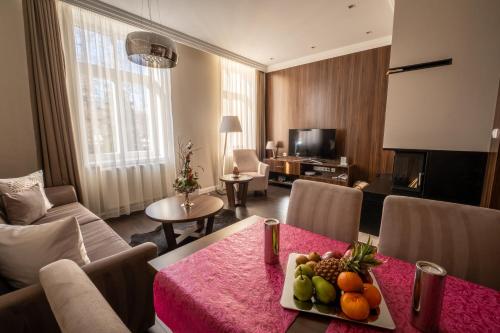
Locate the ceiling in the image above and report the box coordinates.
[101,0,394,71]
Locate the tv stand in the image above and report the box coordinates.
[264,156,353,187]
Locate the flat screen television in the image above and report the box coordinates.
[288,128,336,159]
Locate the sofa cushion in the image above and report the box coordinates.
[34,202,100,226]
[0,170,53,210]
[80,220,130,262]
[0,217,90,288]
[2,184,47,225]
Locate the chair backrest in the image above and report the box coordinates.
[379,195,500,290]
[39,259,131,333]
[286,179,362,243]
[233,149,259,172]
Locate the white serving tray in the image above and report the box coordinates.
[280,253,396,330]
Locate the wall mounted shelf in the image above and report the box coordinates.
[386,58,452,75]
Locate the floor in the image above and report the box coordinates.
[107,184,378,246]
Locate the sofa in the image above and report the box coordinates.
[0,185,158,333]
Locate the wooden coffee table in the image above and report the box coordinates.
[145,195,224,251]
[219,174,253,207]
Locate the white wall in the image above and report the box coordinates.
[0,0,40,177]
[383,0,500,151]
[170,44,221,189]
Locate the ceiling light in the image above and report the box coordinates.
[348,4,355,9]
[310,46,316,49]
[125,0,178,69]
[269,57,274,61]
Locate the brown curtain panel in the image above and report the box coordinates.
[25,0,81,195]
[256,70,266,160]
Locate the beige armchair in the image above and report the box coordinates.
[232,149,270,194]
[286,179,362,243]
[379,195,500,290]
[39,259,130,333]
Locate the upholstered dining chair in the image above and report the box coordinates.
[39,259,131,333]
[232,149,270,194]
[379,195,500,290]
[286,179,363,243]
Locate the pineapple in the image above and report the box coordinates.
[314,238,382,284]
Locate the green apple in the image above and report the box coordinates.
[294,264,314,278]
[312,276,336,304]
[293,268,313,301]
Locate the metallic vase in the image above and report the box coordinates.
[264,219,280,264]
[411,261,447,332]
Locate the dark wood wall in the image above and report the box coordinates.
[265,46,394,181]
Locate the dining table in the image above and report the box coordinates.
[150,215,500,333]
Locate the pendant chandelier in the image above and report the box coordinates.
[125,0,178,68]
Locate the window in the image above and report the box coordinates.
[58,2,176,218]
[59,5,173,166]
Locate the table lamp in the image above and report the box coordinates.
[266,141,277,158]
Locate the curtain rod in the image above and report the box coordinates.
[61,0,266,71]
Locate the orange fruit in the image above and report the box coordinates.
[337,272,363,292]
[362,283,381,309]
[340,292,370,321]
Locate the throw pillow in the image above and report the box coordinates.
[0,217,90,288]
[0,170,53,211]
[2,184,47,225]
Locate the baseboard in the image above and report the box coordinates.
[199,185,217,195]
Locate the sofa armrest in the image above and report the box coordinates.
[40,259,131,333]
[0,283,59,333]
[44,185,78,207]
[0,242,158,333]
[82,242,158,332]
[258,162,270,178]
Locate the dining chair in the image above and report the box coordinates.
[286,179,362,243]
[379,195,500,290]
[39,259,131,333]
[232,149,270,194]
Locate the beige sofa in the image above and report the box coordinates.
[0,185,157,333]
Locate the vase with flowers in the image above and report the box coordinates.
[173,141,202,208]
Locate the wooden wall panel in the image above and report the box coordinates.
[266,46,394,181]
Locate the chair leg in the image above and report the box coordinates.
[264,190,267,196]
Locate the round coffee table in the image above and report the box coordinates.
[145,195,224,251]
[219,174,253,208]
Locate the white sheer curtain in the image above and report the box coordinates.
[58,3,176,218]
[219,58,257,175]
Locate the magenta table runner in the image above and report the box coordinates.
[154,219,500,333]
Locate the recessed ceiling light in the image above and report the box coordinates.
[348,4,355,9]
[366,31,373,34]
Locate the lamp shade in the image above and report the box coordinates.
[266,141,276,149]
[219,116,242,133]
[126,31,178,68]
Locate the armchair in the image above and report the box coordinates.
[232,149,270,194]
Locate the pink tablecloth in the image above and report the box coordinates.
[154,219,500,333]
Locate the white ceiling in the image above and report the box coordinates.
[101,0,394,71]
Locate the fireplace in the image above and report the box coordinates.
[392,151,426,195]
[391,149,487,205]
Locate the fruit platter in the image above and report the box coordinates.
[279,240,395,330]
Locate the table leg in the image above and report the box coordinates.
[206,216,215,235]
[196,220,205,232]
[162,223,178,251]
[226,183,236,208]
[239,182,249,206]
